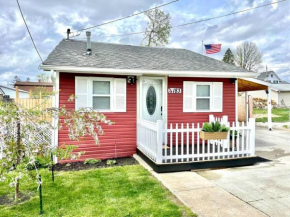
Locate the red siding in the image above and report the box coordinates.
[168,77,236,125]
[58,73,136,161]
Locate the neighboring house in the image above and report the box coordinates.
[0,85,29,99]
[272,83,290,106]
[0,87,4,101]
[40,32,261,172]
[257,71,289,84]
[249,71,290,105]
[14,81,53,93]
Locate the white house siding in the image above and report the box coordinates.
[278,92,290,106]
[247,90,279,103]
[0,86,29,99]
[266,72,280,83]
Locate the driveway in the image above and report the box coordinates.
[198,127,290,217]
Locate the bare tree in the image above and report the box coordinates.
[141,7,171,47]
[234,41,263,71]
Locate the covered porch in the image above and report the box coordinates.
[238,78,274,130]
[136,78,270,172]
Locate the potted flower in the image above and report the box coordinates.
[200,121,230,140]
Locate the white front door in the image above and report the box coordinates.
[141,78,163,122]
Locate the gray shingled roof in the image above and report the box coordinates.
[43,39,250,73]
[257,71,278,80]
[256,71,289,84]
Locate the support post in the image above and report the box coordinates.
[222,115,228,124]
[245,92,249,123]
[39,175,43,214]
[209,114,214,122]
[156,120,163,164]
[235,79,238,123]
[15,86,19,103]
[267,87,272,131]
[51,70,59,164]
[249,118,256,156]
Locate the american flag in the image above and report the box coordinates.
[204,44,222,54]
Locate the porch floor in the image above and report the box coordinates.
[137,148,259,173]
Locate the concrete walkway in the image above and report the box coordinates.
[198,127,290,217]
[134,155,266,217]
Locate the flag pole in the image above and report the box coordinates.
[202,40,203,55]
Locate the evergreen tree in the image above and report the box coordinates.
[26,77,30,82]
[11,76,21,86]
[222,48,235,65]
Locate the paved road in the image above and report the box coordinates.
[199,127,290,217]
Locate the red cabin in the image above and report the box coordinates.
[40,33,259,172]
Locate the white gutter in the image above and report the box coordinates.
[39,64,257,78]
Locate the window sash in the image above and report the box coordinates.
[183,82,222,112]
[195,83,212,111]
[90,78,113,111]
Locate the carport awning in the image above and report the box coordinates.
[238,78,270,92]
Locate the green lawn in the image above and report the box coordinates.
[254,108,290,123]
[0,165,196,217]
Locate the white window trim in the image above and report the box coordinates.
[90,77,114,112]
[195,82,212,112]
[75,76,126,112]
[183,81,223,113]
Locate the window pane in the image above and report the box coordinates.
[196,99,210,110]
[93,81,110,94]
[93,97,110,110]
[197,85,210,97]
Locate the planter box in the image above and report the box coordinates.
[200,131,228,140]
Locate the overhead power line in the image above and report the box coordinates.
[98,0,287,38]
[173,0,287,28]
[16,0,43,63]
[70,0,179,35]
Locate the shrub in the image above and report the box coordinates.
[202,122,213,132]
[106,160,116,166]
[202,121,230,132]
[84,158,101,165]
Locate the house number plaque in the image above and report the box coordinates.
[168,88,182,94]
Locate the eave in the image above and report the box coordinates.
[39,65,257,78]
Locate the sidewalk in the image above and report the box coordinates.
[134,155,266,217]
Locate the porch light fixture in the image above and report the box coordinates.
[230,78,237,84]
[127,76,136,85]
[265,90,269,94]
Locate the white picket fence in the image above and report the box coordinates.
[137,118,256,164]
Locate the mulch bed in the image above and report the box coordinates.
[53,157,139,172]
[0,192,34,206]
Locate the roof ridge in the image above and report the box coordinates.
[68,39,187,50]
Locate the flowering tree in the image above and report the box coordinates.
[0,98,113,200]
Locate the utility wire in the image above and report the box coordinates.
[16,0,43,63]
[96,0,287,38]
[70,0,179,34]
[172,0,287,28]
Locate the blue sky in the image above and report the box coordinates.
[0,0,289,85]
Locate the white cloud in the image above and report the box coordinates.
[1,0,290,82]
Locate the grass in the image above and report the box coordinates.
[254,108,290,123]
[0,165,196,217]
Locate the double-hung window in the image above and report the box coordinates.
[183,81,223,112]
[196,84,211,110]
[92,80,112,110]
[75,77,126,112]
